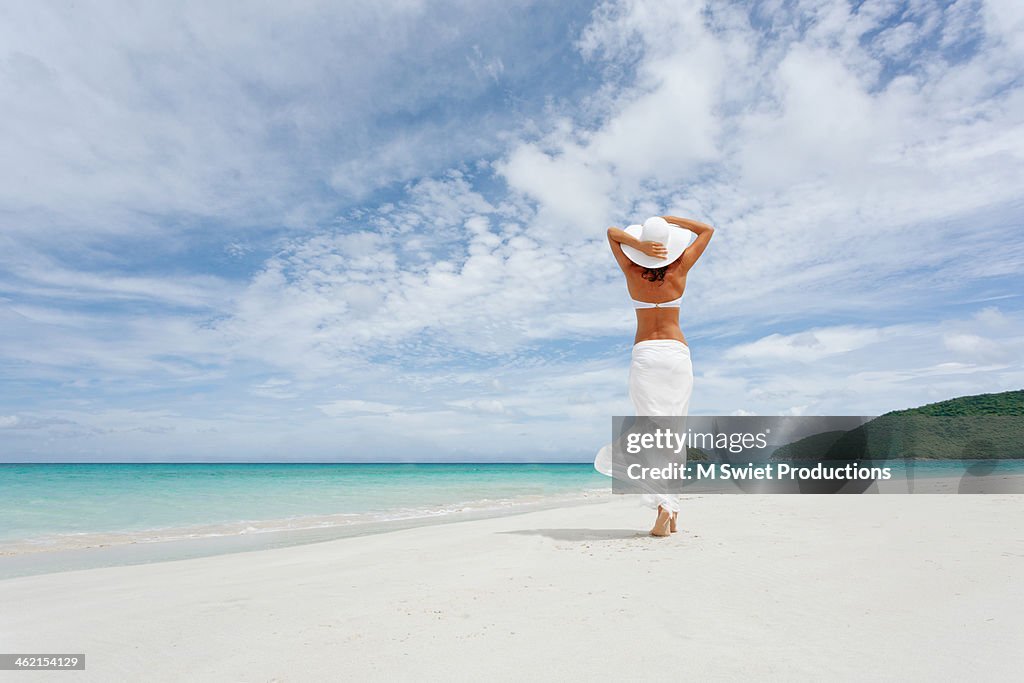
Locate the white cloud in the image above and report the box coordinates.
[725,326,887,363]
[2,0,1022,460]
[942,330,1017,363]
[447,399,507,415]
[317,400,399,417]
[699,308,1024,416]
[981,0,1024,55]
[0,253,236,310]
[251,378,299,400]
[467,44,505,84]
[0,0,564,245]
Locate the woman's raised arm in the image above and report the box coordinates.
[663,215,714,271]
[606,226,668,272]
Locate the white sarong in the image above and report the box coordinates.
[594,339,694,513]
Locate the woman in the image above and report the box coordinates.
[595,215,714,537]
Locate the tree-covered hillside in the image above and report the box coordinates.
[773,390,1024,460]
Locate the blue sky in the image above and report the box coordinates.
[1,0,1022,462]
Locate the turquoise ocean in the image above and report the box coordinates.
[0,463,609,553]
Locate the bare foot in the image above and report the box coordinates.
[670,511,678,533]
[650,506,672,537]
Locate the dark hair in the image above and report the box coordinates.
[641,266,668,282]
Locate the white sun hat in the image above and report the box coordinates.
[620,216,693,268]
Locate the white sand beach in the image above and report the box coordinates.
[2,492,1022,682]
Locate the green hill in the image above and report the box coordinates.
[776,390,1024,461]
[886,389,1024,417]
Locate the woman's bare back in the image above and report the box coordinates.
[624,260,688,345]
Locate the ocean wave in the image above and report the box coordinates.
[0,488,612,556]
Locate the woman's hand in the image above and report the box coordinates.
[607,226,670,272]
[638,241,668,259]
[662,215,715,272]
[663,215,714,235]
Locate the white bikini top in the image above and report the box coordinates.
[632,294,683,309]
